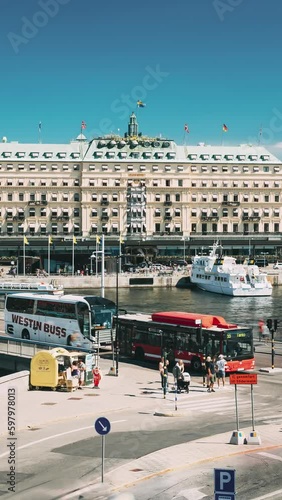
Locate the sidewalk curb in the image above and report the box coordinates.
[154,411,186,417]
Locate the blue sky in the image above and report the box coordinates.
[1,0,282,157]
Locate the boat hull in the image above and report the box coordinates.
[195,282,272,297]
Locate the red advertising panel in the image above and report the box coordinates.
[229,373,258,385]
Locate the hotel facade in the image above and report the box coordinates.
[0,114,281,270]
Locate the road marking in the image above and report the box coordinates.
[257,452,282,462]
[251,487,282,499]
[0,419,126,459]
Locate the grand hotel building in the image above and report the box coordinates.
[0,113,281,268]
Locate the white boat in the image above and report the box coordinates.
[190,243,272,297]
[0,281,64,296]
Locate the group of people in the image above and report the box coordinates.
[71,359,102,389]
[158,353,227,396]
[204,354,227,392]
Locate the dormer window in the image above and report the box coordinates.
[57,152,67,158]
[143,152,152,158]
[71,152,80,158]
[249,155,258,160]
[119,152,127,158]
[167,152,176,159]
[155,152,164,158]
[261,154,270,161]
[17,152,25,158]
[94,151,103,158]
[225,154,234,160]
[188,154,197,160]
[201,154,209,160]
[213,154,221,160]
[107,151,115,158]
[30,152,39,158]
[3,152,11,157]
[44,152,52,158]
[237,155,246,161]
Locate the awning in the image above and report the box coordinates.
[29,224,35,228]
[40,223,46,227]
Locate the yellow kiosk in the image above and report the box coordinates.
[29,348,93,391]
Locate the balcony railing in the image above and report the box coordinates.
[28,200,48,206]
[101,200,109,206]
[164,201,172,206]
[222,201,240,206]
[242,216,261,221]
[201,216,219,221]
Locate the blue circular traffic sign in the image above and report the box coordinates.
[95,417,111,435]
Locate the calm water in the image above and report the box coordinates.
[70,286,282,332]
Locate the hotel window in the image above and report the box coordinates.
[263,166,269,172]
[202,195,207,202]
[264,223,269,232]
[212,182,218,187]
[253,210,260,217]
[140,165,146,171]
[192,195,197,202]
[41,181,46,186]
[274,210,280,217]
[17,165,24,171]
[233,223,238,233]
[153,180,159,186]
[102,180,108,187]
[175,194,180,202]
[178,180,183,187]
[112,209,118,217]
[73,208,79,217]
[52,180,57,186]
[222,209,228,217]
[274,182,280,187]
[73,165,80,171]
[212,167,218,172]
[152,165,159,171]
[177,165,183,171]
[92,194,97,201]
[243,182,249,187]
[202,181,207,187]
[115,179,120,186]
[89,165,96,170]
[155,194,161,201]
[274,223,280,232]
[74,193,80,202]
[63,193,69,201]
[191,223,196,232]
[102,165,109,170]
[212,223,217,232]
[264,182,269,187]
[112,194,118,201]
[233,209,239,217]
[233,167,239,172]
[253,182,259,187]
[234,194,239,202]
[19,193,24,201]
[63,165,69,171]
[7,193,13,201]
[127,165,133,171]
[7,181,12,186]
[263,209,269,217]
[175,209,181,217]
[275,195,280,202]
[165,180,170,187]
[30,194,35,201]
[89,180,95,187]
[212,195,218,202]
[41,164,47,170]
[115,165,121,171]
[253,167,259,172]
[222,167,228,172]
[191,182,197,187]
[155,209,161,217]
[274,166,280,172]
[264,195,269,202]
[254,223,259,232]
[41,209,46,216]
[233,181,238,187]
[191,210,197,217]
[243,195,249,202]
[51,193,58,201]
[63,181,68,186]
[52,165,58,171]
[223,181,228,187]
[30,165,36,170]
[91,209,97,217]
[254,195,259,202]
[29,209,35,217]
[243,166,249,172]
[201,166,208,172]
[74,180,79,186]
[191,166,197,172]
[223,224,228,233]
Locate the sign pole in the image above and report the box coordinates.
[234,384,239,432]
[102,435,105,482]
[251,384,255,432]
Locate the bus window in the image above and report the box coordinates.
[77,302,90,337]
[6,297,34,314]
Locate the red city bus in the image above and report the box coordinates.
[117,311,255,372]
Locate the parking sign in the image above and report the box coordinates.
[214,468,235,497]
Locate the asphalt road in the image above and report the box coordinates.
[0,353,282,499]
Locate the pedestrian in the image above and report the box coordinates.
[92,366,102,389]
[173,359,184,393]
[71,360,79,378]
[77,358,86,389]
[258,319,264,341]
[159,356,169,390]
[216,354,227,387]
[206,356,216,392]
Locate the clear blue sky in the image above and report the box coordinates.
[1,0,282,157]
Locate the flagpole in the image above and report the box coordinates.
[48,237,51,276]
[72,237,75,276]
[101,234,105,298]
[221,128,224,146]
[23,235,26,277]
[38,122,42,144]
[96,238,98,278]
[119,237,122,273]
[258,124,262,145]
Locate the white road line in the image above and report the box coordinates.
[251,487,282,499]
[0,419,126,459]
[258,452,282,462]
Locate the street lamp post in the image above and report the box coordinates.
[115,254,124,377]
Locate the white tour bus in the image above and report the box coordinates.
[5,293,93,349]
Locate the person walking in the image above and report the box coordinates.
[258,319,264,342]
[159,356,169,390]
[216,354,227,387]
[77,358,86,389]
[173,360,184,393]
[206,356,216,392]
[92,366,102,389]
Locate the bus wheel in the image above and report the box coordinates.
[191,356,202,372]
[135,347,144,361]
[22,330,30,340]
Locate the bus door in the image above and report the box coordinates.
[77,302,91,339]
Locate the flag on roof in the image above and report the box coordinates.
[119,235,124,244]
[223,124,228,132]
[184,124,189,133]
[137,100,146,108]
[73,235,77,245]
[24,235,29,245]
[38,122,42,132]
[81,121,86,129]
[96,235,100,244]
[48,235,53,245]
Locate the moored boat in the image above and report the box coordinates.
[0,281,64,295]
[190,243,272,297]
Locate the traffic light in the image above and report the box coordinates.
[266,318,273,330]
[274,319,279,331]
